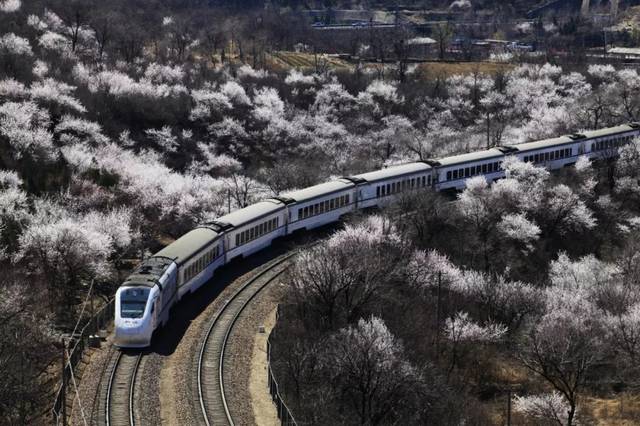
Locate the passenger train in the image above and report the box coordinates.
[114,123,640,347]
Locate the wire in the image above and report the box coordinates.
[65,347,88,426]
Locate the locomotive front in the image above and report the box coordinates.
[114,285,157,348]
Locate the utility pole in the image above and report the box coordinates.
[61,338,67,426]
[435,271,442,358]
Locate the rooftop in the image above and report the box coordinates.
[215,200,285,227]
[433,148,505,167]
[353,162,431,182]
[123,256,174,287]
[283,179,354,202]
[155,227,220,265]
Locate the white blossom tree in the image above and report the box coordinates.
[514,392,572,425]
[324,316,425,425]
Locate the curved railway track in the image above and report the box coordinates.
[104,351,142,426]
[198,253,295,426]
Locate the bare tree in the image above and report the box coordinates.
[518,303,604,426]
[324,316,426,425]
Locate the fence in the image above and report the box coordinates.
[51,298,114,425]
[266,306,298,426]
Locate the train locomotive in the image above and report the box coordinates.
[114,123,640,348]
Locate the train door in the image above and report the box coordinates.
[150,296,158,330]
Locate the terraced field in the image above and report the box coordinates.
[268,51,353,70]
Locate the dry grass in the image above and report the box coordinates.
[267,51,353,71]
[580,394,640,425]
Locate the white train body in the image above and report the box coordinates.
[114,123,640,348]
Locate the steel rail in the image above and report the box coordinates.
[105,351,142,426]
[198,253,295,426]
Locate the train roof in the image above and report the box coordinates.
[155,227,220,265]
[122,256,174,287]
[583,124,637,138]
[510,124,638,153]
[352,162,431,182]
[434,148,505,167]
[509,135,573,153]
[215,200,285,228]
[282,179,354,203]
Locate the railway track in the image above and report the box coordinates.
[198,253,295,426]
[105,351,142,426]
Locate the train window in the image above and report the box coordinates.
[235,234,239,246]
[463,168,468,177]
[376,186,380,197]
[345,194,350,204]
[248,228,253,240]
[427,175,431,185]
[329,199,334,209]
[391,182,396,193]
[566,148,571,156]
[445,171,451,181]
[453,170,459,179]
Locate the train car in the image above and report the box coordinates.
[282,179,356,233]
[433,148,509,191]
[583,124,640,160]
[352,162,433,208]
[156,227,224,300]
[509,134,585,169]
[215,200,287,262]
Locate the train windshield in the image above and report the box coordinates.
[120,288,150,319]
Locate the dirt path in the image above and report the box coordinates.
[249,307,279,426]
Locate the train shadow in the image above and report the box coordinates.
[145,223,341,356]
